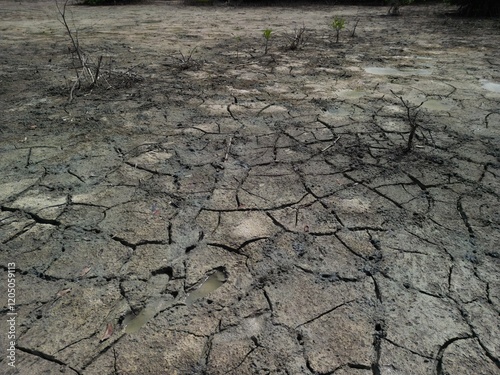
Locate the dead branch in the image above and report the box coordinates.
[93,55,103,86]
[285,25,307,51]
[56,0,101,101]
[321,135,341,153]
[390,89,424,153]
[56,0,84,68]
[351,19,360,37]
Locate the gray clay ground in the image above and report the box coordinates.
[1,1,500,374]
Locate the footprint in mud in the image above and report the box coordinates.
[121,268,227,334]
[123,300,164,334]
[185,268,227,306]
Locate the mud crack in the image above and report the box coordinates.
[1,206,61,226]
[434,335,473,375]
[16,346,81,374]
[456,196,475,244]
[295,300,356,329]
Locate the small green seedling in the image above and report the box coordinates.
[235,35,241,59]
[262,28,273,54]
[331,17,345,43]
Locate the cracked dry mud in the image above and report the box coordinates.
[1,1,499,374]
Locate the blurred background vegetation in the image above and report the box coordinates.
[75,0,499,17]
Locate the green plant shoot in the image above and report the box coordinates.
[235,35,241,59]
[263,28,272,54]
[331,17,345,43]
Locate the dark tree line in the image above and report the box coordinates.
[447,0,499,16]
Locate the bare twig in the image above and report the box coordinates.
[56,0,84,69]
[224,136,233,162]
[93,55,103,86]
[285,24,307,51]
[390,89,424,153]
[351,19,360,37]
[177,47,198,70]
[56,0,102,101]
[321,135,341,152]
[69,69,83,103]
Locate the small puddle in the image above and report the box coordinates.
[421,99,455,111]
[364,67,431,76]
[482,81,500,93]
[324,104,354,117]
[336,90,367,99]
[123,300,163,334]
[364,67,401,75]
[185,268,227,305]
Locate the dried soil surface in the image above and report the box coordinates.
[1,1,500,374]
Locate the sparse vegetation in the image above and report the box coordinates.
[164,47,200,70]
[56,0,102,103]
[178,47,199,70]
[391,90,425,153]
[285,24,307,51]
[263,28,273,54]
[234,35,242,59]
[351,19,360,37]
[331,17,345,43]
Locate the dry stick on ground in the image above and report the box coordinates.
[224,136,233,162]
[351,19,360,37]
[390,90,424,153]
[56,0,102,103]
[321,135,341,153]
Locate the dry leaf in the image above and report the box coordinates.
[56,288,71,298]
[100,323,113,342]
[78,266,91,277]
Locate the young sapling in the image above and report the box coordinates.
[263,28,273,54]
[331,17,345,43]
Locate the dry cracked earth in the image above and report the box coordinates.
[1,1,500,374]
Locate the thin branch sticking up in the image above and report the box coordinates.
[56,0,83,68]
[56,0,102,102]
[351,19,360,37]
[285,25,307,51]
[390,89,424,153]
